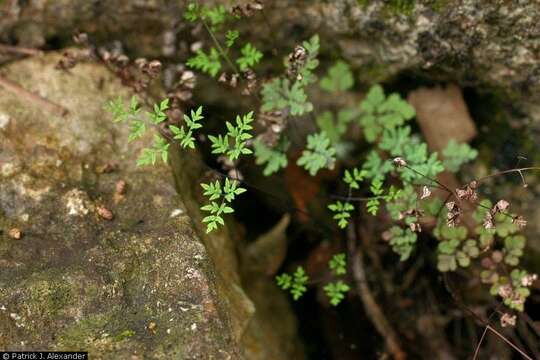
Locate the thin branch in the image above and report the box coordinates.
[485,325,533,360]
[348,223,406,360]
[472,326,489,360]
[0,76,68,117]
[476,167,540,183]
[0,44,43,56]
[401,163,454,195]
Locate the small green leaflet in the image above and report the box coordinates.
[225,30,239,47]
[200,177,246,233]
[323,281,350,306]
[328,201,354,229]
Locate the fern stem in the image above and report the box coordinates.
[196,3,239,74]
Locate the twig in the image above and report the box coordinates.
[347,223,406,360]
[0,44,43,56]
[0,76,68,117]
[472,326,489,360]
[476,167,540,183]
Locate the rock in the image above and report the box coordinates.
[0,52,301,358]
[408,84,476,151]
[1,1,539,101]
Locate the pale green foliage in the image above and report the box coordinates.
[209,112,254,161]
[261,78,313,116]
[387,226,417,261]
[187,48,222,77]
[170,106,204,149]
[236,43,263,71]
[137,135,170,166]
[442,139,478,172]
[225,30,239,47]
[329,253,347,275]
[253,138,289,176]
[397,142,444,182]
[276,266,309,300]
[328,201,354,229]
[362,151,393,181]
[200,178,246,233]
[316,109,357,146]
[320,60,354,93]
[324,281,350,306]
[358,85,415,143]
[297,132,336,176]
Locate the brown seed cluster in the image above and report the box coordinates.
[231,1,263,18]
[286,45,307,81]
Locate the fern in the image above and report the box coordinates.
[225,30,239,48]
[261,78,313,116]
[253,138,289,176]
[200,178,246,233]
[320,60,354,93]
[442,139,478,171]
[209,112,254,161]
[329,253,347,275]
[187,48,222,77]
[323,281,350,306]
[170,106,204,149]
[297,132,336,176]
[136,135,170,166]
[236,43,263,71]
[328,201,354,229]
[358,85,415,143]
[276,266,309,300]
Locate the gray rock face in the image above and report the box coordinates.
[0,52,301,359]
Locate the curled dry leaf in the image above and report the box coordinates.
[483,211,494,230]
[456,182,477,202]
[493,199,510,213]
[420,186,431,200]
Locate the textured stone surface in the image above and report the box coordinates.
[0,52,301,359]
[1,0,539,101]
